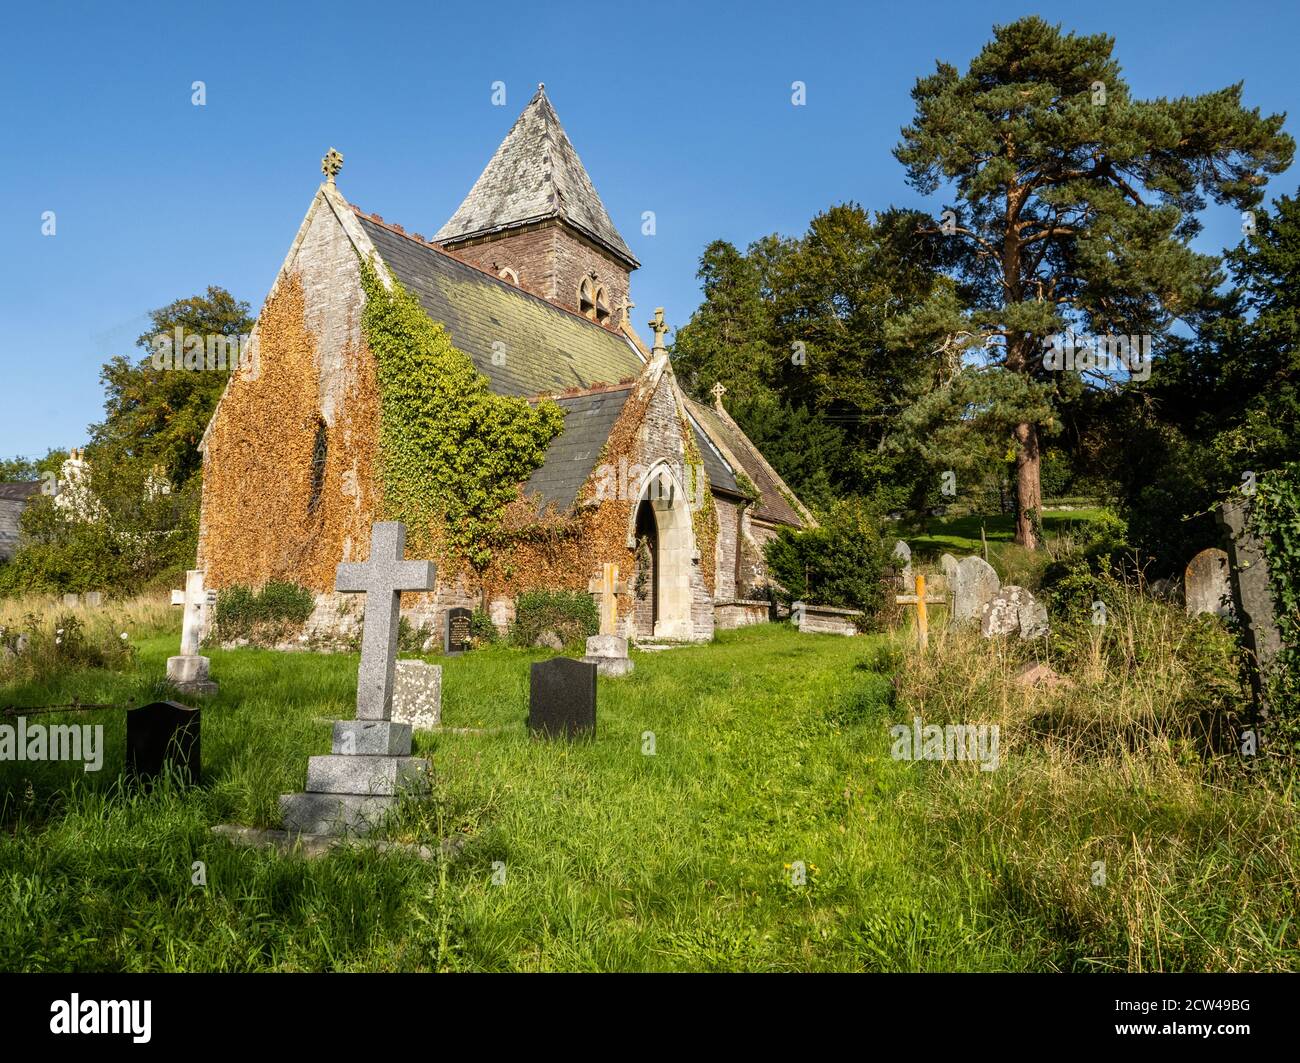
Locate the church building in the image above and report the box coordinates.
[197,85,812,642]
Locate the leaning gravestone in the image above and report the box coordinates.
[981,586,1049,639]
[444,607,472,655]
[280,522,435,836]
[940,553,960,587]
[529,657,597,739]
[1184,548,1233,618]
[392,659,441,730]
[127,701,201,785]
[953,555,1001,623]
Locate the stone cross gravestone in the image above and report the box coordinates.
[444,607,472,655]
[529,657,597,739]
[598,562,619,636]
[127,701,201,785]
[1184,547,1233,618]
[953,555,1001,623]
[280,522,436,836]
[168,570,218,696]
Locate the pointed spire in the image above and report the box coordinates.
[435,85,638,267]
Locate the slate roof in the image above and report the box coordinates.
[0,482,41,503]
[685,400,806,528]
[686,412,740,496]
[360,215,644,397]
[433,85,638,268]
[522,386,632,514]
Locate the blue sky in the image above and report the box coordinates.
[1,0,1295,458]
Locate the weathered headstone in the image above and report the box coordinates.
[62,593,79,609]
[280,522,436,836]
[168,570,217,696]
[444,607,472,655]
[981,586,1049,639]
[582,633,634,677]
[529,657,596,739]
[127,700,201,785]
[83,591,103,608]
[392,659,442,730]
[891,540,913,587]
[1184,548,1233,618]
[953,555,1000,623]
[940,553,960,588]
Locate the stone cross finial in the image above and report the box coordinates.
[710,382,727,407]
[322,147,344,184]
[649,308,669,351]
[336,522,436,720]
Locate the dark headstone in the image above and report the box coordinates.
[444,607,472,655]
[528,658,596,740]
[127,700,200,785]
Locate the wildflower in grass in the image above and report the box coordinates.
[120,632,129,641]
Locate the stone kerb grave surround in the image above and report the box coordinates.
[280,522,436,836]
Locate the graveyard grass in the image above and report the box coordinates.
[2,608,1296,971]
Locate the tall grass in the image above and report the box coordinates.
[894,585,1298,971]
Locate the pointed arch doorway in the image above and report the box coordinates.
[630,463,694,640]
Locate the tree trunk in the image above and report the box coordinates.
[1014,421,1042,549]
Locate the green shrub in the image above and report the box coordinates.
[764,498,888,615]
[508,590,598,649]
[1253,462,1300,751]
[214,582,315,643]
[470,610,499,645]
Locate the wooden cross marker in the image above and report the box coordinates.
[895,573,946,651]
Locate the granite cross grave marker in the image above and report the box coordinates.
[280,522,437,835]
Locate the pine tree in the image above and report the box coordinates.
[894,15,1293,547]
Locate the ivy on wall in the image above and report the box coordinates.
[681,410,717,597]
[359,260,564,575]
[1253,461,1300,736]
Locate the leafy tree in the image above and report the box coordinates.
[893,15,1293,548]
[90,286,254,490]
[0,450,66,483]
[673,205,952,511]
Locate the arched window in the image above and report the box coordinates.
[497,266,520,285]
[308,420,328,515]
[579,276,611,324]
